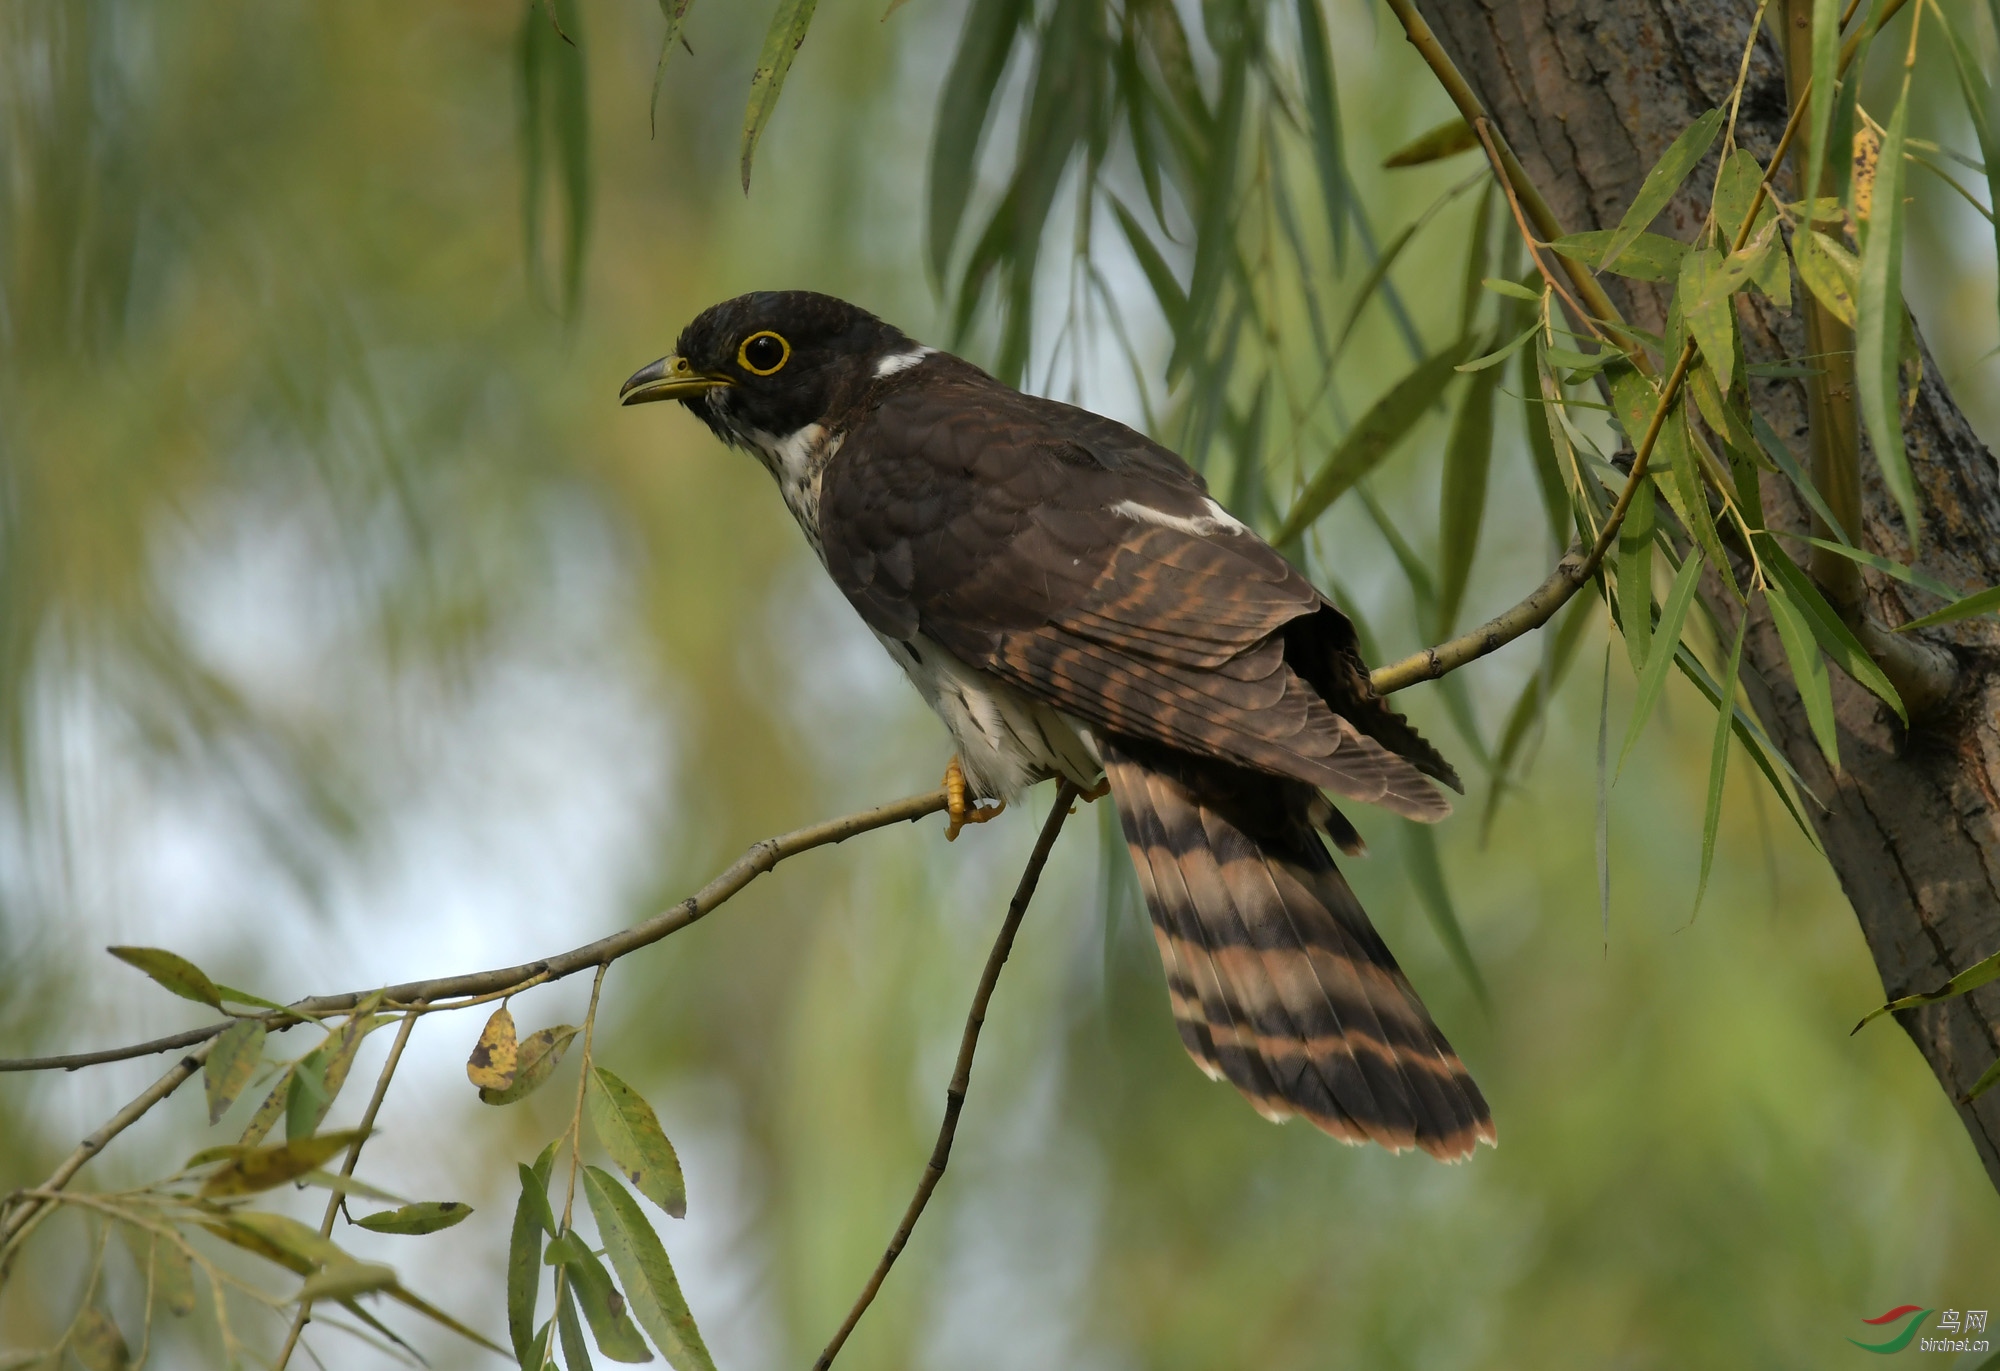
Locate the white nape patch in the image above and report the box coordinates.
[1110,496,1249,537]
[873,346,936,379]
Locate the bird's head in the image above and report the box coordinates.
[619,291,920,453]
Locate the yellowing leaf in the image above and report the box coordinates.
[107,946,222,1010]
[466,1005,519,1092]
[1382,115,1476,168]
[589,1067,687,1220]
[199,1129,365,1197]
[71,1308,128,1371]
[204,1020,267,1125]
[478,1025,578,1106]
[1796,229,1858,329]
[298,1261,398,1302]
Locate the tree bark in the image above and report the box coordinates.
[1415,0,2000,1188]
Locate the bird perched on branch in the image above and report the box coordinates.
[622,291,1494,1161]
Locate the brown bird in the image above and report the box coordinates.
[622,291,1495,1160]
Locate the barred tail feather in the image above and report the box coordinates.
[1101,737,1496,1161]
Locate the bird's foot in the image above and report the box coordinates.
[1078,777,1110,802]
[943,757,1005,841]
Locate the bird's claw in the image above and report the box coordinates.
[1079,777,1110,802]
[943,757,1005,841]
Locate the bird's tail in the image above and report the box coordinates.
[1101,737,1495,1161]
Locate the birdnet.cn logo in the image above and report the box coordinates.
[1848,1306,1990,1355]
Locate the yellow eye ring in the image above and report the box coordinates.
[737,330,791,376]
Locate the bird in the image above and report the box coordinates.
[621,290,1495,1161]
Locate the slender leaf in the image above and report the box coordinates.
[1293,0,1348,267]
[289,1002,385,1141]
[298,1261,398,1302]
[1550,229,1689,282]
[1788,534,1959,600]
[1599,107,1724,273]
[107,946,222,1010]
[1964,1054,2000,1104]
[204,1020,267,1125]
[1899,584,2000,631]
[1455,319,1539,372]
[356,1202,475,1236]
[1857,67,1921,549]
[551,1238,653,1363]
[1765,582,1840,771]
[1757,537,1907,721]
[1693,610,1750,917]
[584,1167,716,1371]
[1677,246,1734,385]
[1796,227,1859,329]
[559,1283,598,1371]
[1617,476,1656,672]
[1383,116,1477,168]
[1273,338,1474,544]
[238,1065,294,1147]
[740,0,822,193]
[1402,824,1490,1014]
[1438,338,1501,634]
[509,1143,560,1366]
[1109,197,1186,324]
[1619,550,1704,773]
[1853,945,2000,1033]
[928,0,1029,277]
[1519,344,1569,548]
[1751,408,1850,542]
[1596,644,1612,944]
[648,1,698,139]
[1936,2,2000,330]
[588,1067,688,1220]
[1804,0,1840,219]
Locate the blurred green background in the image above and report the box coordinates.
[3,1,1999,1367]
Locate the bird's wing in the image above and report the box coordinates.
[820,370,1451,818]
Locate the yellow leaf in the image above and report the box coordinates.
[466,1005,519,1091]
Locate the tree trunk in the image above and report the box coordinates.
[1414,0,2000,1188]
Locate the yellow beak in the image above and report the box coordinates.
[619,355,731,405]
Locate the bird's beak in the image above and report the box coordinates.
[619,355,731,405]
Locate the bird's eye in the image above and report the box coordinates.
[738,331,790,376]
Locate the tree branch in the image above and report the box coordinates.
[813,780,1081,1371]
[0,788,951,1075]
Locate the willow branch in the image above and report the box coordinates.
[813,780,1081,1371]
[0,788,951,1075]
[1369,0,1916,698]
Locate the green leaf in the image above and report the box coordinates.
[517,0,591,318]
[1936,0,2000,345]
[71,1308,129,1371]
[1964,1053,2000,1104]
[199,1130,366,1197]
[1383,115,1476,168]
[1401,824,1490,1015]
[298,1261,399,1302]
[1482,276,1542,302]
[1765,582,1840,772]
[289,1002,386,1141]
[107,946,222,1010]
[125,1227,197,1318]
[509,1147,557,1366]
[559,1282,599,1371]
[1788,534,1959,601]
[1751,408,1850,542]
[237,1065,294,1148]
[1899,583,2000,631]
[1596,644,1612,944]
[1519,345,1569,549]
[1599,107,1724,274]
[1677,246,1734,386]
[215,984,285,1011]
[1617,476,1656,672]
[588,1068,688,1220]
[927,0,1029,278]
[551,1238,653,1363]
[1293,0,1348,267]
[648,1,698,139]
[356,1201,475,1236]
[480,1025,579,1106]
[584,1167,715,1371]
[1795,228,1859,329]
[1857,69,1921,550]
[739,0,821,193]
[1853,944,2000,1033]
[1804,0,1840,219]
[1618,550,1704,774]
[1757,537,1907,721]
[1273,338,1474,545]
[1692,610,1750,917]
[1109,197,1186,324]
[1454,318,1539,372]
[1550,229,1689,282]
[1437,337,1501,634]
[1652,395,1735,599]
[204,1019,267,1125]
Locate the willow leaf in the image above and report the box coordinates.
[1600,108,1723,274]
[1618,550,1704,774]
[928,0,1029,277]
[1384,115,1476,168]
[1852,945,2000,1034]
[740,0,821,193]
[1898,583,2000,631]
[1765,582,1839,772]
[1857,68,1920,549]
[1693,611,1750,918]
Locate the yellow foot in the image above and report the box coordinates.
[1079,777,1110,802]
[943,757,1005,841]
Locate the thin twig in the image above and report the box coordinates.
[274,1006,424,1370]
[0,1046,212,1270]
[1472,118,1605,345]
[813,781,1081,1371]
[0,789,951,1075]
